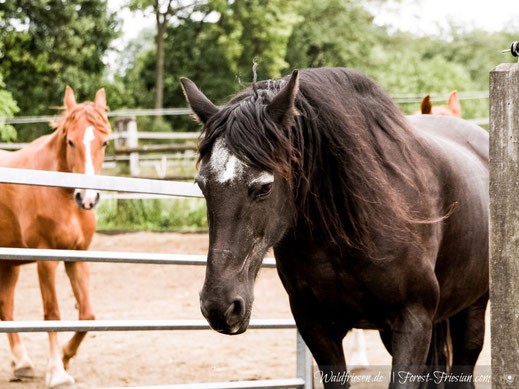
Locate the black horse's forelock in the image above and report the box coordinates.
[198,67,438,256]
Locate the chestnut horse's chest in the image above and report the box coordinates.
[0,185,96,250]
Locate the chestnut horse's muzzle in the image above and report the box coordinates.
[74,189,100,210]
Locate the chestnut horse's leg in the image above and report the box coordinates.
[37,261,76,389]
[0,263,35,379]
[62,262,95,369]
[446,293,488,389]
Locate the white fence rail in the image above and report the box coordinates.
[0,167,202,197]
[0,247,276,267]
[0,167,313,389]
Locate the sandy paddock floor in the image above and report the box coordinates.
[0,232,491,389]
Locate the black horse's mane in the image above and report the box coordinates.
[198,67,437,256]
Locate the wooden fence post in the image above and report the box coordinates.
[489,62,519,388]
[114,117,140,177]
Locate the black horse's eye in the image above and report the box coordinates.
[254,182,273,200]
[68,139,75,147]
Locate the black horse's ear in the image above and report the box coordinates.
[266,70,299,127]
[180,78,219,124]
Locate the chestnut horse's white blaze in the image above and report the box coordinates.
[83,126,95,175]
[74,125,99,209]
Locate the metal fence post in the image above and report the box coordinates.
[296,331,313,389]
[489,62,519,388]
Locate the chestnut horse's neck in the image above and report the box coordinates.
[23,129,69,173]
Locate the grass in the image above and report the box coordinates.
[95,198,208,232]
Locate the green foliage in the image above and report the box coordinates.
[0,73,19,141]
[96,198,208,231]
[123,0,302,112]
[419,27,518,90]
[213,0,301,79]
[0,0,119,140]
[286,0,375,70]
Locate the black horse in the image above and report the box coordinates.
[181,68,488,388]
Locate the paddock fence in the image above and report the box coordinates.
[0,166,314,389]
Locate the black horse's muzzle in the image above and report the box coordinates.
[200,291,250,335]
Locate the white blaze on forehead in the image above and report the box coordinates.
[210,138,246,183]
[83,126,96,175]
[207,138,275,186]
[76,125,98,206]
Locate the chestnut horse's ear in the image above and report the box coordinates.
[95,88,107,111]
[64,86,77,112]
[448,90,461,117]
[180,78,219,124]
[266,70,299,127]
[421,94,432,114]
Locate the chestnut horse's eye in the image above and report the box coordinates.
[102,141,109,148]
[67,139,75,147]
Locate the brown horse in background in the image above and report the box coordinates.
[421,91,461,117]
[0,87,110,388]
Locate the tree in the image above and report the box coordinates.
[128,0,200,111]
[285,0,375,70]
[122,0,302,132]
[0,0,118,139]
[0,74,19,141]
[0,13,19,141]
[213,0,301,80]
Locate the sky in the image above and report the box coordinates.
[366,0,519,35]
[109,0,519,41]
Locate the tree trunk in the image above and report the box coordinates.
[155,21,166,112]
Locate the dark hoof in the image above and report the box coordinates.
[11,362,36,381]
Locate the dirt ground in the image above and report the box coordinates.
[0,232,491,389]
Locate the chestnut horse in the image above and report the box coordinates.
[0,87,110,389]
[420,91,461,117]
[182,68,488,389]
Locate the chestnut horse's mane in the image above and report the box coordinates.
[51,102,111,135]
[198,68,441,257]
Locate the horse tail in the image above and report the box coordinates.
[421,320,452,389]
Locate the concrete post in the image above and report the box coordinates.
[489,62,519,388]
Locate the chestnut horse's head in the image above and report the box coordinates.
[54,86,111,210]
[420,91,461,118]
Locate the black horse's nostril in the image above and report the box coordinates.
[224,296,245,327]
